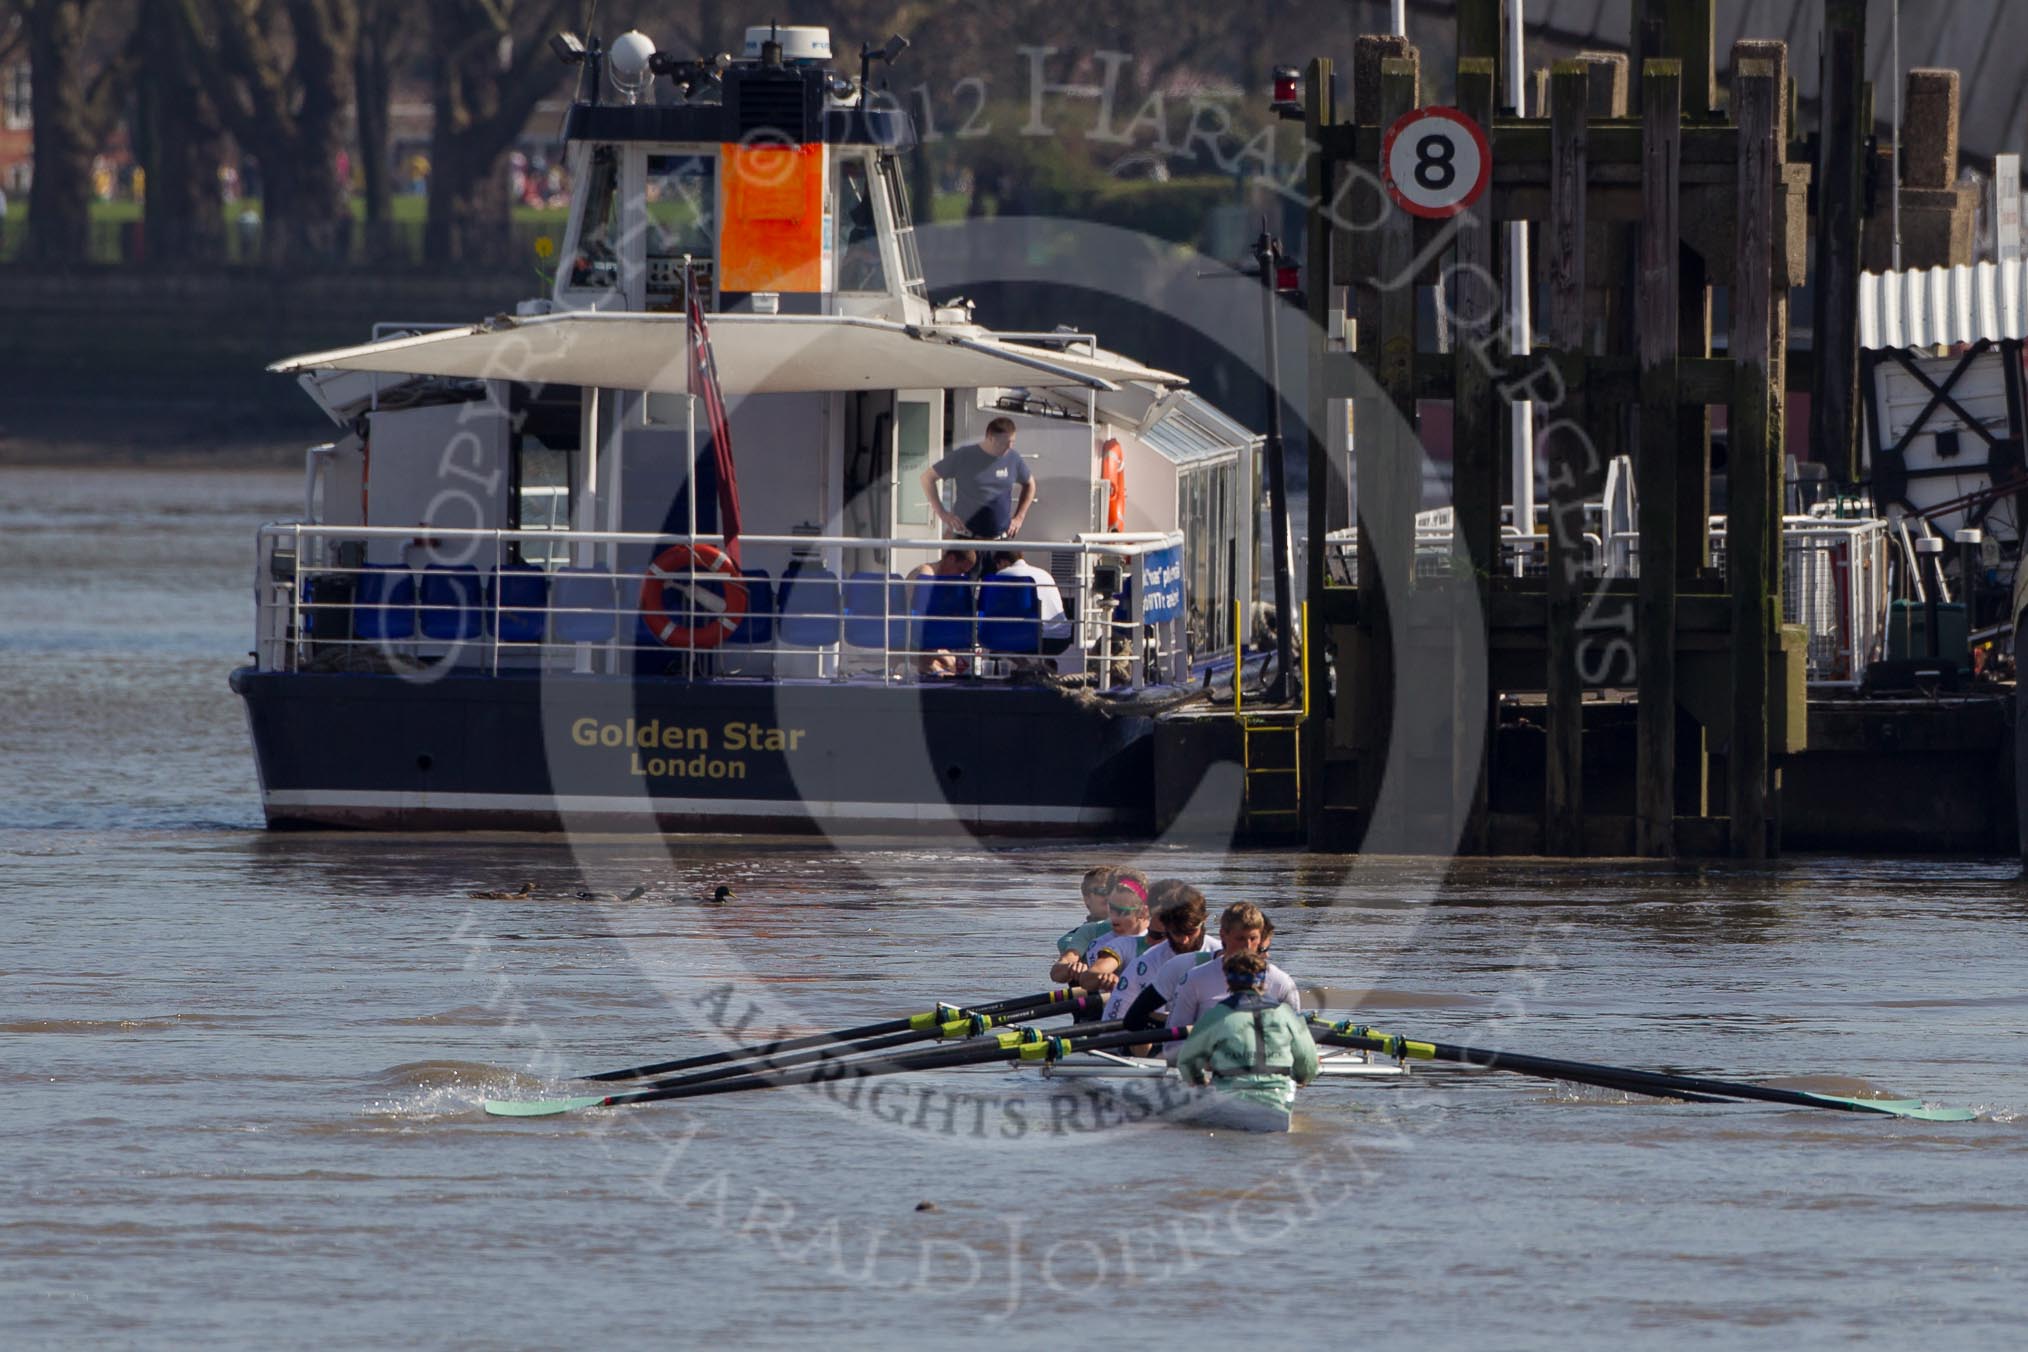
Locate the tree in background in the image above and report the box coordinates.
[352,0,417,262]
[423,0,570,267]
[176,0,356,265]
[134,0,224,262]
[7,0,130,265]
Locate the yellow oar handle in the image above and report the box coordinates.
[1312,1019,1436,1062]
[908,1003,966,1031]
[933,1013,1007,1041]
[909,989,1079,1032]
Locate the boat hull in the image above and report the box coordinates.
[231,668,1157,835]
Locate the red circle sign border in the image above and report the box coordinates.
[1380,105,1492,219]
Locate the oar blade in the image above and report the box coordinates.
[1798,1092,1978,1122]
[482,1094,607,1118]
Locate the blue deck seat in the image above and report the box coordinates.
[489,564,549,644]
[352,563,415,642]
[844,572,909,649]
[913,575,976,654]
[777,564,842,647]
[728,570,774,645]
[978,571,1042,654]
[419,565,484,641]
[299,572,353,639]
[552,568,617,643]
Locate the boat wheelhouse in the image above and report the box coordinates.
[232,23,1265,835]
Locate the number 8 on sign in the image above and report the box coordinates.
[1381,106,1491,219]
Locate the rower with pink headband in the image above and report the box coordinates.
[1068,868,1153,1008]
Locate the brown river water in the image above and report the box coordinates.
[3,466,2026,1348]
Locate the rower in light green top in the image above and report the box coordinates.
[1049,865,1132,986]
[1176,950,1321,1118]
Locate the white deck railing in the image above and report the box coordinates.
[1318,515,1889,689]
[254,525,1191,693]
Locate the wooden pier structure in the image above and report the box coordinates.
[1298,1,1848,858]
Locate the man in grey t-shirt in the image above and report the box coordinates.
[920,416,1035,540]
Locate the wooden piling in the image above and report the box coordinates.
[1729,59,1779,859]
[1811,0,1866,483]
[1637,59,1683,858]
[1452,56,1500,854]
[1350,54,1422,844]
[1651,0,1717,118]
[1302,55,1336,848]
[1545,61,1590,857]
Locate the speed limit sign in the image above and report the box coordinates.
[1381,106,1491,218]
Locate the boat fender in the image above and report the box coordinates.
[1101,437,1127,531]
[640,542,749,649]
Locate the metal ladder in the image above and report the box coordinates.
[1239,715,1303,829]
[1234,600,1307,833]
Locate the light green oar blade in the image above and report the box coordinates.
[482,1095,607,1118]
[1798,1092,1978,1122]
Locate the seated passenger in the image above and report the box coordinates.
[907,548,975,677]
[984,549,1074,656]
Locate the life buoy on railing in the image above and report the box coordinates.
[639,542,748,649]
[1101,437,1127,532]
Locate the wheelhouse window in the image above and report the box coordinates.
[877,154,927,299]
[645,152,715,306]
[569,146,621,292]
[834,156,887,293]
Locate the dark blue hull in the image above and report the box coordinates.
[230,669,1157,835]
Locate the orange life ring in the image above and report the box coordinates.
[1100,437,1127,532]
[639,543,748,649]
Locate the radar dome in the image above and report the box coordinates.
[742,25,833,65]
[608,30,657,98]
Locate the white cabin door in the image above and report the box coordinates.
[890,390,944,574]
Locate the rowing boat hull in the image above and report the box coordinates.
[1039,1048,1403,1080]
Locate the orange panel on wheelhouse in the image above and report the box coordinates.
[718,142,825,295]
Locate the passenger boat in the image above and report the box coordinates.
[232,22,1264,835]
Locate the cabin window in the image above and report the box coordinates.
[895,400,933,525]
[645,152,716,304]
[835,157,887,293]
[1176,462,1236,653]
[877,155,928,298]
[569,146,621,291]
[511,430,575,568]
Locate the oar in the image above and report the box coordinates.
[486,1022,1173,1117]
[1312,1021,1975,1122]
[612,994,1103,1096]
[582,988,1083,1083]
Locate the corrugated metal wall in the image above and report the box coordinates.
[1858,262,2028,350]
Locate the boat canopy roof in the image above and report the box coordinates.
[1140,391,1261,465]
[270,312,1187,398]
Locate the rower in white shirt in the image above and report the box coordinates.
[1123,902,1298,1034]
[1104,884,1216,1021]
[1070,871,1152,1000]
